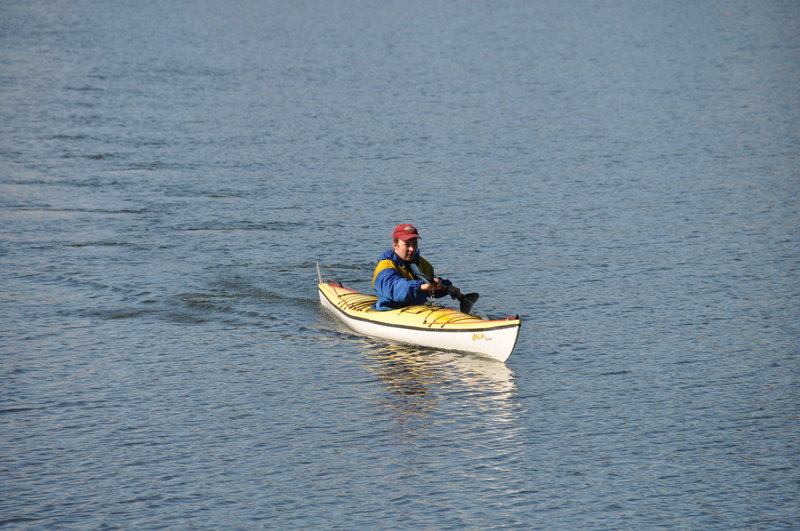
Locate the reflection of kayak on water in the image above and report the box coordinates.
[317,270,521,363]
[368,343,518,395]
[366,343,519,423]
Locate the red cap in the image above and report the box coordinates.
[392,223,420,241]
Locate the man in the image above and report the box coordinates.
[371,223,461,310]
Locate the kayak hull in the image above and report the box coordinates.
[318,281,520,362]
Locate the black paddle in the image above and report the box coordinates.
[411,265,479,315]
[455,290,480,316]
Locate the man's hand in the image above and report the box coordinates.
[421,277,444,291]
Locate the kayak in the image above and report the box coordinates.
[318,280,521,362]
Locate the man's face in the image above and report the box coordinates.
[393,237,418,262]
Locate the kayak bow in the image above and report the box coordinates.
[318,280,520,362]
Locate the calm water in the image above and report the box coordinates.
[2,0,798,528]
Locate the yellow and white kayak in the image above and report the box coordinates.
[318,280,521,362]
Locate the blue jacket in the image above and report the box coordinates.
[371,249,451,310]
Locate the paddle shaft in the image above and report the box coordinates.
[410,264,478,314]
[410,266,452,295]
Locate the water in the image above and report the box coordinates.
[2,0,798,528]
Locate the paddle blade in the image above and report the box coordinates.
[460,293,479,314]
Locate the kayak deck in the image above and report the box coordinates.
[332,286,486,325]
[318,281,521,362]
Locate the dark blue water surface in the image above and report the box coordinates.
[2,1,798,528]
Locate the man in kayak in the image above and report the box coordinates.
[371,223,461,310]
